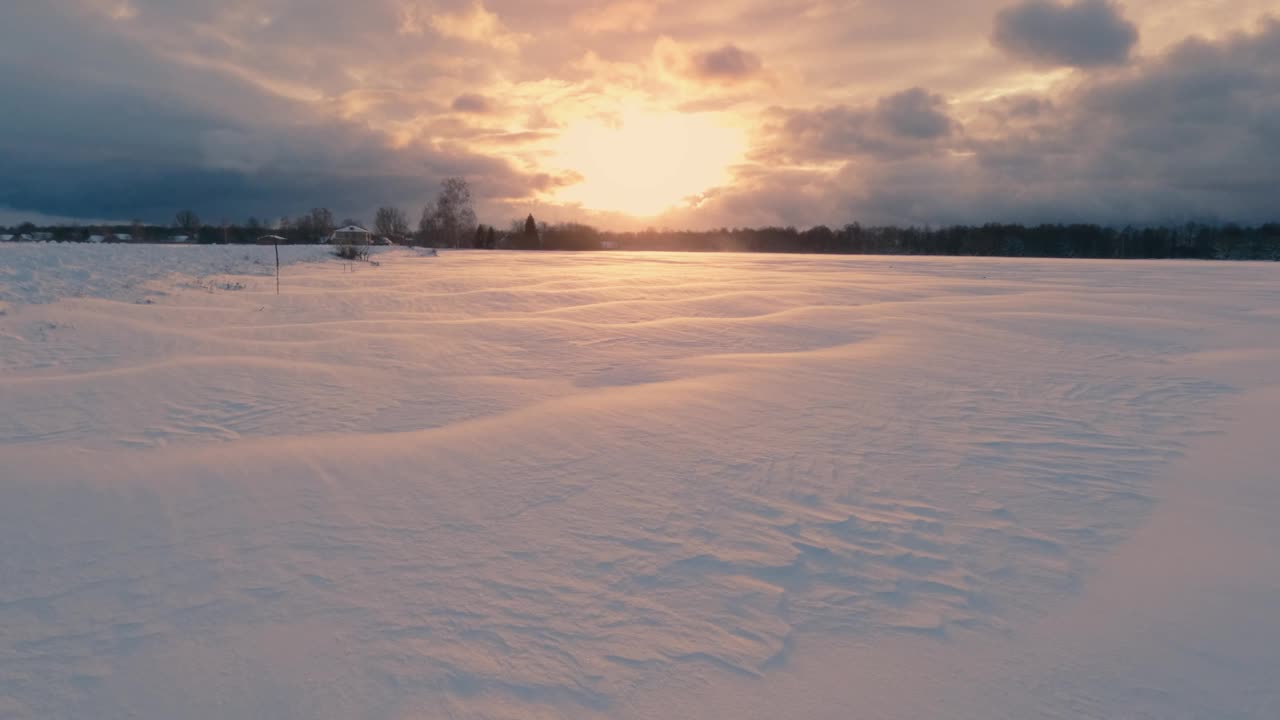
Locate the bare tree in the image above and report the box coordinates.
[420,177,477,248]
[309,208,335,241]
[417,209,439,247]
[295,215,315,242]
[175,209,200,233]
[375,206,409,240]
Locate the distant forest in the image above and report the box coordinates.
[7,218,1279,261]
[520,221,1280,260]
[6,177,1279,259]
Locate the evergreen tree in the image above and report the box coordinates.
[524,214,539,248]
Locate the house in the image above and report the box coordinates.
[87,234,107,244]
[0,234,13,242]
[169,235,192,244]
[327,225,372,245]
[601,240,620,250]
[109,233,133,243]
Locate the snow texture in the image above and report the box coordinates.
[0,242,358,307]
[1,246,1278,719]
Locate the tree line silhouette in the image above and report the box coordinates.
[510,221,1280,260]
[5,177,1278,261]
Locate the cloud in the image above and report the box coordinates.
[0,114,540,225]
[691,45,764,81]
[1023,19,1280,218]
[0,5,550,224]
[0,1,1276,229]
[452,93,494,113]
[759,87,956,163]
[571,1,658,33]
[992,0,1139,68]
[717,18,1280,227]
[0,206,120,227]
[643,37,769,92]
[108,2,138,21]
[875,88,955,139]
[430,1,527,52]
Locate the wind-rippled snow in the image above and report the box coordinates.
[1,247,1278,719]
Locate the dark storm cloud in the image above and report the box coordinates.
[0,76,533,222]
[992,0,1139,68]
[875,88,955,139]
[691,45,764,80]
[1,121,530,224]
[0,2,545,223]
[694,19,1280,227]
[969,18,1280,222]
[759,87,955,162]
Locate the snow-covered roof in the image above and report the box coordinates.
[0,234,13,242]
[114,233,133,241]
[333,225,369,234]
[87,235,106,243]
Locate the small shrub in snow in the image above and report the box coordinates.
[334,242,370,261]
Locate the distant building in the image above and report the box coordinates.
[0,234,14,242]
[87,234,107,244]
[169,235,192,244]
[601,240,619,250]
[327,225,372,245]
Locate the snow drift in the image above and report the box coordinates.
[1,246,1278,719]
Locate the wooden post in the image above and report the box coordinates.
[275,238,280,295]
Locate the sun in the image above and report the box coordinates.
[550,108,746,217]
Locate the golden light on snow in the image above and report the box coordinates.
[4,246,1279,718]
[550,108,746,217]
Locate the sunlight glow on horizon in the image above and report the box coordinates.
[549,108,746,218]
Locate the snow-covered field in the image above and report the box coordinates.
[0,243,348,307]
[2,244,1278,719]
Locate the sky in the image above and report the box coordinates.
[1,0,1277,229]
